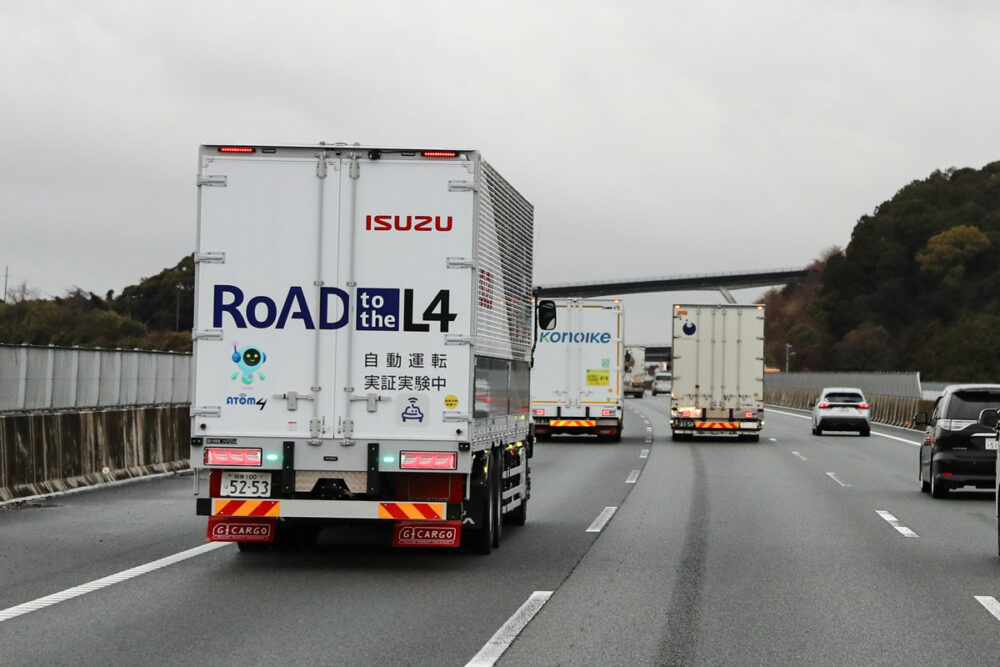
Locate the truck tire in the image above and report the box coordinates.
[467,449,499,554]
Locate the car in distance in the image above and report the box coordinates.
[811,387,870,436]
[651,372,672,396]
[915,384,1000,498]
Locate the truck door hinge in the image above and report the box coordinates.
[349,155,360,179]
[448,180,477,192]
[445,334,474,346]
[193,252,225,264]
[316,157,328,179]
[274,391,315,411]
[447,257,475,269]
[192,329,224,340]
[191,406,221,418]
[197,175,227,187]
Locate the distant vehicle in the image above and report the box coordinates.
[531,298,625,441]
[624,346,647,398]
[669,304,765,441]
[651,372,672,396]
[916,384,1000,498]
[811,387,871,436]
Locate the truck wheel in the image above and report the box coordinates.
[467,467,496,555]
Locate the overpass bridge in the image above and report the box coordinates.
[534,267,807,303]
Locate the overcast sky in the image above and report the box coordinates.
[2,1,998,342]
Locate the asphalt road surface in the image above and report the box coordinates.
[3,399,1000,666]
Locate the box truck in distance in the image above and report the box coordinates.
[669,304,765,441]
[531,298,625,441]
[190,144,535,553]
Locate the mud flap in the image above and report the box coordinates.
[393,520,462,548]
[207,516,276,543]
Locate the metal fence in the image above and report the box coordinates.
[763,371,923,399]
[0,344,190,412]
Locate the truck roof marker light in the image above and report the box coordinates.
[218,146,255,153]
[422,151,457,158]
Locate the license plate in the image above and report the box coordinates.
[987,439,998,450]
[221,471,271,497]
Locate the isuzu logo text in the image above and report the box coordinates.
[365,215,453,232]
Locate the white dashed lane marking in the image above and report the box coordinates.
[826,472,851,487]
[876,510,919,537]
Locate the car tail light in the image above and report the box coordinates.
[534,408,545,416]
[817,402,831,409]
[400,451,458,470]
[218,146,255,153]
[857,403,870,409]
[602,409,613,417]
[205,448,261,466]
[942,472,953,476]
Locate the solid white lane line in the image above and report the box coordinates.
[0,469,193,508]
[0,542,231,623]
[466,591,553,667]
[826,472,851,487]
[767,408,810,420]
[768,408,921,446]
[975,596,1000,622]
[586,506,618,533]
[626,469,640,484]
[872,432,920,447]
[876,509,919,537]
[792,451,808,461]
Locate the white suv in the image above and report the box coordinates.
[652,372,672,396]
[811,387,870,436]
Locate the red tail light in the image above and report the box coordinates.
[422,151,457,158]
[602,409,613,417]
[744,411,755,418]
[534,408,545,416]
[858,403,870,409]
[817,402,831,409]
[218,146,255,153]
[400,451,458,470]
[205,447,261,466]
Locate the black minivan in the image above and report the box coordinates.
[915,385,1000,498]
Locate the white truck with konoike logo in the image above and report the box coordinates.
[669,303,765,441]
[530,298,624,441]
[190,144,536,553]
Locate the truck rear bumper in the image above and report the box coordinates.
[197,497,462,521]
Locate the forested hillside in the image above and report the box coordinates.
[0,255,193,352]
[763,161,1000,381]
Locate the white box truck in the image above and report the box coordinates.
[531,298,624,441]
[669,303,765,441]
[624,345,647,398]
[190,143,534,553]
